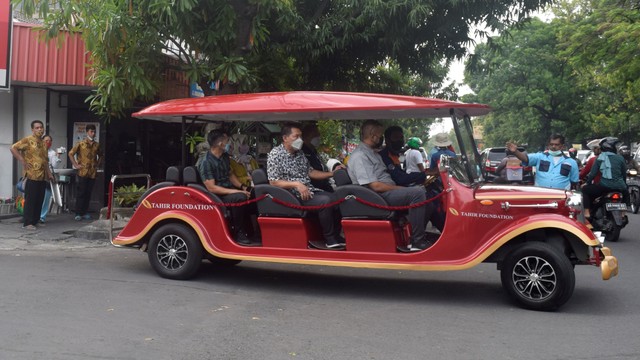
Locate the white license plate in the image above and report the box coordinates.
[606,203,627,211]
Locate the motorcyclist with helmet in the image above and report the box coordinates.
[618,145,640,172]
[582,137,629,219]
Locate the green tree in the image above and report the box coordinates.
[14,0,552,120]
[555,0,640,144]
[463,19,584,150]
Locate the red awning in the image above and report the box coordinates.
[11,22,92,87]
[132,91,492,123]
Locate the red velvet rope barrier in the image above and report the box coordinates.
[351,190,447,210]
[194,189,447,211]
[200,193,268,207]
[269,196,347,210]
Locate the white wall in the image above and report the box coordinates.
[48,92,69,169]
[0,90,14,200]
[0,88,69,200]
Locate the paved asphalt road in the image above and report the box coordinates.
[1,214,639,360]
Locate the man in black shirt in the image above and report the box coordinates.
[198,130,254,244]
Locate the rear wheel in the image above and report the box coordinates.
[148,223,203,280]
[604,212,621,242]
[501,242,575,311]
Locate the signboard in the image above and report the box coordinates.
[72,122,100,144]
[0,0,11,90]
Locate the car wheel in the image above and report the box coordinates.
[501,242,575,311]
[148,223,203,280]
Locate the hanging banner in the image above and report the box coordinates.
[0,0,11,90]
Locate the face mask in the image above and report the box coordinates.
[548,150,562,156]
[388,140,404,153]
[291,138,304,151]
[374,135,385,149]
[46,142,52,149]
[87,136,94,141]
[224,143,231,153]
[310,136,321,148]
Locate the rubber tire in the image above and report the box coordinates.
[604,212,621,242]
[630,190,639,214]
[501,242,575,311]
[148,223,203,280]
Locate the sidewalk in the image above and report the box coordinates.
[0,213,117,250]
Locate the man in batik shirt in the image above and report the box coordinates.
[68,124,102,220]
[10,120,54,230]
[267,123,344,249]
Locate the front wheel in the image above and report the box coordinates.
[148,223,203,280]
[501,242,575,311]
[630,188,639,214]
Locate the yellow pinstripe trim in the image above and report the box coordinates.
[114,215,598,271]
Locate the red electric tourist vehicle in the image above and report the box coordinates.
[110,91,618,311]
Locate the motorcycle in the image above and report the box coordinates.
[590,190,628,242]
[627,169,640,214]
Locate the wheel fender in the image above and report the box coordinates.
[609,211,624,226]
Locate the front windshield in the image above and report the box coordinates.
[451,113,482,185]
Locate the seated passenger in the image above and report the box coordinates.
[267,123,345,249]
[379,126,444,232]
[378,126,427,186]
[429,133,457,170]
[347,120,436,251]
[301,123,334,192]
[198,130,255,244]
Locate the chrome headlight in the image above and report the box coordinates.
[567,191,583,207]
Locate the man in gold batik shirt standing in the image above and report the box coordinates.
[68,124,102,221]
[10,120,54,230]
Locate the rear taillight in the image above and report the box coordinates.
[609,193,622,202]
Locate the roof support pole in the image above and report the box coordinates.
[181,116,187,167]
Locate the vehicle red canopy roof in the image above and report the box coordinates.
[132,91,491,122]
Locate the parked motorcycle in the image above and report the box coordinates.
[628,169,640,214]
[590,190,628,242]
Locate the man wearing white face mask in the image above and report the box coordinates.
[267,123,345,249]
[507,134,579,190]
[198,130,255,244]
[301,123,333,192]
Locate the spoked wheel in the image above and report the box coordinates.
[148,223,203,280]
[501,242,575,311]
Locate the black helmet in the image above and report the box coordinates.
[618,145,631,158]
[599,137,621,153]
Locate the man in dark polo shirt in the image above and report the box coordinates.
[198,129,254,244]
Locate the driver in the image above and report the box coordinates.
[347,120,436,251]
[618,145,640,172]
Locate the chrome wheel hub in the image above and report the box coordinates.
[156,234,188,270]
[512,256,557,301]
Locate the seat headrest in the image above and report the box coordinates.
[165,166,182,183]
[251,168,268,185]
[333,168,352,186]
[183,166,200,185]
